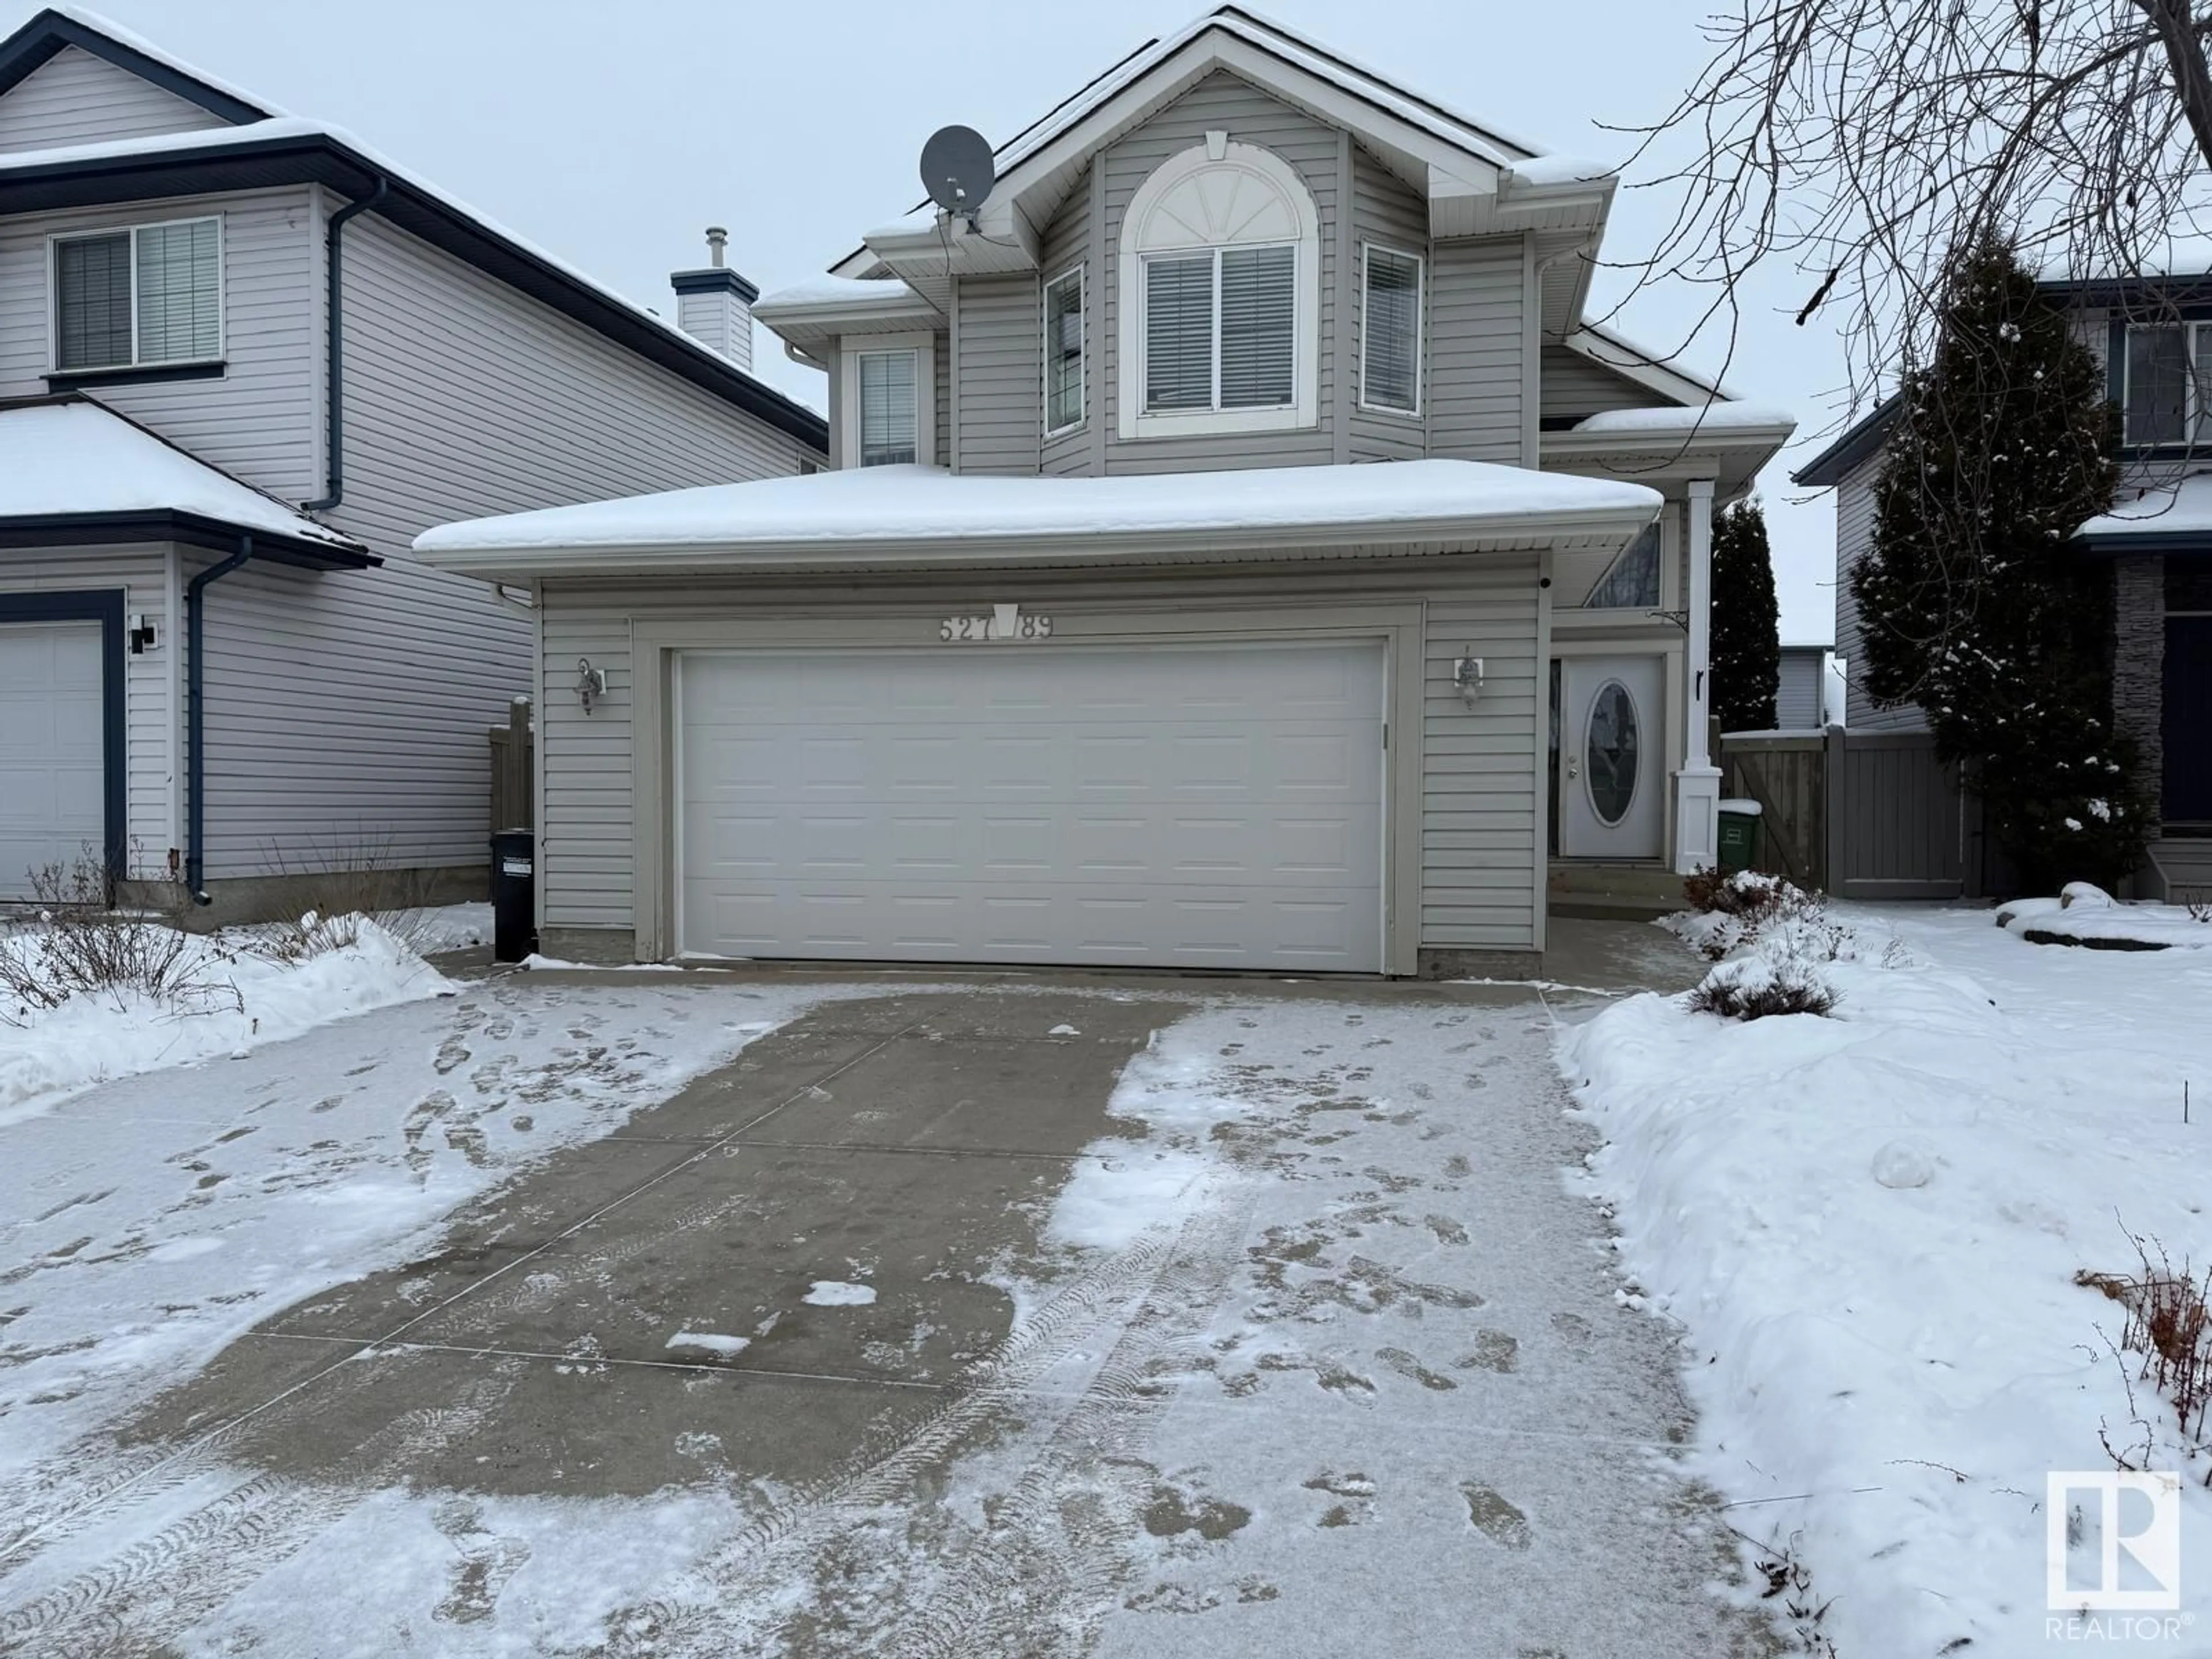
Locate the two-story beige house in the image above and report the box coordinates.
[0,7,826,911]
[418,7,1791,975]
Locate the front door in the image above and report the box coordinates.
[2165,616,2212,824]
[1557,655,1665,860]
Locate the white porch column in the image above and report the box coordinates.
[1674,478,1722,873]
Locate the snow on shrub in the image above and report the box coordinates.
[1685,949,1839,1021]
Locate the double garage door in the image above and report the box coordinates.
[0,621,105,900]
[675,642,1385,971]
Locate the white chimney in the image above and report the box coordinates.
[671,226,756,372]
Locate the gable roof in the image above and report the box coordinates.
[0,13,828,456]
[829,5,1590,284]
[0,395,373,567]
[0,6,270,125]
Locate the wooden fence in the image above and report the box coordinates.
[1722,726,1971,899]
[489,698,535,833]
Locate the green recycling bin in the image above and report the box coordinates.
[1717,800,1763,873]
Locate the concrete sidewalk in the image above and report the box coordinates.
[0,956,1774,1657]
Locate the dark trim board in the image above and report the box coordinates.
[0,588,128,881]
[0,9,268,124]
[46,361,225,392]
[0,512,376,569]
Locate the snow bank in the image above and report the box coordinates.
[1998,885,2212,950]
[0,917,448,1124]
[1560,907,2212,1653]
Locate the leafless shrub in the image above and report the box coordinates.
[0,852,240,1024]
[1680,870,1849,962]
[1730,1526,1839,1657]
[248,831,441,962]
[2187,899,2211,924]
[2078,1229,2212,1480]
[1687,952,1841,1021]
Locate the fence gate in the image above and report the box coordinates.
[1722,727,1969,899]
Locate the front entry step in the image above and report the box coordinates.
[2145,840,2212,904]
[1548,861,1685,922]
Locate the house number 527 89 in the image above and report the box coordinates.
[940,608,1053,642]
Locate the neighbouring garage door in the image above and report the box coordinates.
[676,641,1386,970]
[0,620,106,899]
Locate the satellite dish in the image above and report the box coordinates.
[920,125,995,215]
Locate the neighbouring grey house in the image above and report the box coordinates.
[1796,272,2212,900]
[0,7,826,910]
[1774,642,1832,730]
[418,7,1792,975]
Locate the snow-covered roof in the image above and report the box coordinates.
[415,460,1661,575]
[33,5,283,118]
[0,399,365,556]
[2075,472,2212,544]
[0,55,825,449]
[754,274,927,312]
[1570,403,1797,437]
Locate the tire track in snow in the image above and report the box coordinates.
[0,1387,501,1657]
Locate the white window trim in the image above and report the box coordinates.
[1116,140,1320,442]
[1357,240,1424,419]
[837,331,935,469]
[2120,319,2212,447]
[47,214,225,376]
[1042,263,1086,438]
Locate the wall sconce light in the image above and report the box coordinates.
[128,612,159,654]
[1454,653,1484,706]
[576,657,607,713]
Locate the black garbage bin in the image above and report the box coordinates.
[490,829,537,964]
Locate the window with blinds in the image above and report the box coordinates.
[1361,245,1421,414]
[1044,267,1084,433]
[53,218,221,373]
[1142,245,1295,415]
[857,349,919,466]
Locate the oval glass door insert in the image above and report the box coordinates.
[1585,679,1639,826]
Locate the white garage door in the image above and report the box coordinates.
[676,642,1385,971]
[0,621,105,899]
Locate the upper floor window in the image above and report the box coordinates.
[1360,244,1422,416]
[1045,266,1085,434]
[1584,523,1662,610]
[838,333,935,468]
[52,217,221,374]
[1117,137,1320,441]
[2123,323,2207,447]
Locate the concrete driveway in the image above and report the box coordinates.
[0,933,1771,1657]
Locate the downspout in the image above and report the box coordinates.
[185,536,254,904]
[303,176,389,513]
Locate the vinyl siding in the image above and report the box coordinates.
[1831,452,1926,729]
[540,602,635,931]
[0,187,319,499]
[188,552,524,878]
[0,546,172,876]
[1348,144,1429,461]
[328,209,818,554]
[537,558,1546,957]
[1422,559,1539,948]
[934,337,952,468]
[1039,165,1094,476]
[1539,342,1672,422]
[1427,238,1523,463]
[1100,70,1340,475]
[954,275,1039,474]
[0,46,229,154]
[1775,647,1826,729]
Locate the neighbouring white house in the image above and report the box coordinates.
[417,6,1792,975]
[0,6,826,913]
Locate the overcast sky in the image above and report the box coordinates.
[24,0,1857,641]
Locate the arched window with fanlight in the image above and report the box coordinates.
[1116,136,1321,441]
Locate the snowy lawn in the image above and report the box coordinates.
[1560,902,2212,1653]
[0,913,453,1126]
